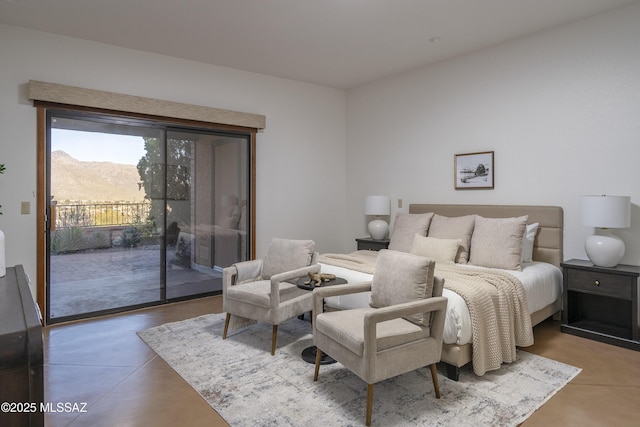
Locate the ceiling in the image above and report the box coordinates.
[1,0,637,89]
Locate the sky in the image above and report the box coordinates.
[51,129,147,165]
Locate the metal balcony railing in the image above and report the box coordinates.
[53,202,152,228]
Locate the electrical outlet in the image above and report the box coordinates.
[398,198,403,208]
[21,201,30,214]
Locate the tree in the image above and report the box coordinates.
[137,137,193,200]
[137,137,193,226]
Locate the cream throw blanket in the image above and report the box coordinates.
[318,250,377,275]
[435,263,533,375]
[319,251,533,376]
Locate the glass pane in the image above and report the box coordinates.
[48,115,165,321]
[165,130,248,299]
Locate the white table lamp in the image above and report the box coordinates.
[365,195,390,240]
[581,195,631,267]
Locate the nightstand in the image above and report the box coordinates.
[561,259,639,351]
[355,238,389,251]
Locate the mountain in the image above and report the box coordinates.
[51,150,147,202]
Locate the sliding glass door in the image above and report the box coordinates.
[46,111,250,323]
[163,130,249,300]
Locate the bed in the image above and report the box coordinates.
[318,204,564,380]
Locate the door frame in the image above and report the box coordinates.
[35,104,257,325]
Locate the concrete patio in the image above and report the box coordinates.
[49,246,221,320]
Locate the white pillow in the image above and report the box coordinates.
[521,223,539,264]
[410,234,460,264]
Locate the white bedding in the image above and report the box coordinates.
[319,261,562,345]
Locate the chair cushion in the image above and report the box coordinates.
[262,238,315,279]
[369,250,435,326]
[226,280,308,308]
[316,308,430,357]
[388,213,433,253]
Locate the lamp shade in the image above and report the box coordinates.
[365,196,390,216]
[581,195,630,228]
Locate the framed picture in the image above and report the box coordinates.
[454,151,494,189]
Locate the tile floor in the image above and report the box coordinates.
[44,296,640,426]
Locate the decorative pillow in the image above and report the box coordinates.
[410,235,460,264]
[262,238,315,279]
[217,204,240,229]
[218,214,239,229]
[369,250,435,327]
[469,215,528,270]
[388,212,434,253]
[427,214,476,263]
[521,223,539,264]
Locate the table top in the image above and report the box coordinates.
[295,276,347,291]
[562,258,640,276]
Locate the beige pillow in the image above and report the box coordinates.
[410,235,460,264]
[388,212,434,253]
[469,216,528,270]
[218,214,239,229]
[427,214,476,263]
[262,238,315,279]
[370,250,435,327]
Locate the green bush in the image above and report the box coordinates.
[51,227,86,254]
[114,226,142,248]
[134,215,157,239]
[90,231,111,249]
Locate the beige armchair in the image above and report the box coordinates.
[312,250,447,426]
[222,238,320,355]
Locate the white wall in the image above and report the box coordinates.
[0,24,347,296]
[346,2,640,265]
[3,2,640,300]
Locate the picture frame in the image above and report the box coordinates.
[454,151,494,189]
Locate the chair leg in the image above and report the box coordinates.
[271,325,278,355]
[313,348,322,381]
[223,313,231,339]
[429,363,441,399]
[366,383,374,426]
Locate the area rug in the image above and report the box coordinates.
[137,313,581,426]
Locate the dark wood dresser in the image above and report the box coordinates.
[0,265,44,427]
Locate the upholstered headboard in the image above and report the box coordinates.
[408,204,564,268]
